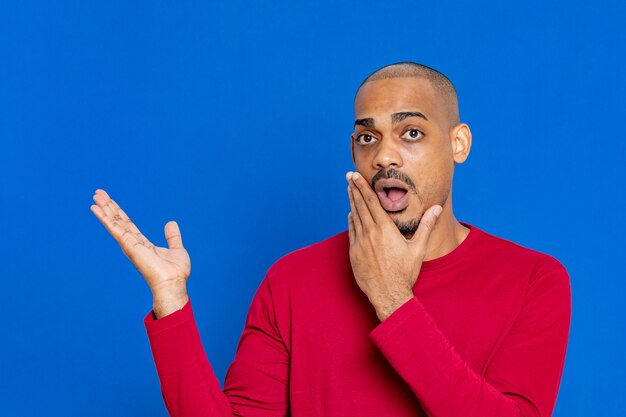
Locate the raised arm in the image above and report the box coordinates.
[90,190,290,417]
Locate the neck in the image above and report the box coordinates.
[422,200,470,262]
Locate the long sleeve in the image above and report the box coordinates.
[144,277,290,417]
[368,255,572,417]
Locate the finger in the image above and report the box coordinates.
[93,193,133,237]
[409,205,443,248]
[347,183,362,236]
[94,193,138,247]
[164,221,184,249]
[90,203,139,248]
[93,191,118,220]
[91,199,116,231]
[96,189,111,199]
[348,174,375,230]
[107,197,142,235]
[109,193,154,248]
[91,190,154,249]
[350,172,389,225]
[348,212,355,244]
[105,196,156,247]
[94,190,152,241]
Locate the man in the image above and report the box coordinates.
[91,62,571,417]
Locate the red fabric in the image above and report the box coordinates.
[144,223,571,417]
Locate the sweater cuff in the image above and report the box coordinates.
[144,298,194,336]
[369,296,424,352]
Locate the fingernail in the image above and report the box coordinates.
[433,206,443,217]
[346,171,353,181]
[352,172,360,180]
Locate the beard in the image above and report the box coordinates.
[392,189,450,238]
[394,217,421,237]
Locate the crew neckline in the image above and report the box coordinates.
[419,222,480,272]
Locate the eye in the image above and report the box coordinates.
[355,133,378,145]
[401,128,424,141]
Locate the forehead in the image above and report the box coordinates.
[354,77,442,121]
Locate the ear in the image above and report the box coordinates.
[350,133,356,164]
[450,123,472,164]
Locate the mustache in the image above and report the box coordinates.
[371,168,416,192]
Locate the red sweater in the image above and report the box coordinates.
[144,223,571,417]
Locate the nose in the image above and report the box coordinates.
[372,136,403,170]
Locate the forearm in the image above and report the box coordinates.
[146,276,291,417]
[370,297,528,417]
[145,299,234,417]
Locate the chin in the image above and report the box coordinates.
[388,207,419,221]
[389,209,422,236]
[394,219,420,237]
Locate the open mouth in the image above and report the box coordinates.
[375,179,411,212]
[383,187,408,202]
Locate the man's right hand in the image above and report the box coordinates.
[90,189,191,318]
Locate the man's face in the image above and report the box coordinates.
[351,77,456,237]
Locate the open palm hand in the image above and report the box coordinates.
[90,189,190,295]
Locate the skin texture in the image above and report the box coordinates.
[348,76,473,320]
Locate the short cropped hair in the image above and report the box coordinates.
[357,62,460,125]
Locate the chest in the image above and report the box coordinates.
[286,266,525,416]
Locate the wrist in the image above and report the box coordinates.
[151,282,189,319]
[372,291,413,322]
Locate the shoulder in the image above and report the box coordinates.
[258,231,352,313]
[266,230,350,279]
[471,223,570,293]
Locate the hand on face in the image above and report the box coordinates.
[346,171,442,321]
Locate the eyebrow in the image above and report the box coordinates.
[354,118,375,128]
[391,111,428,123]
[354,111,428,128]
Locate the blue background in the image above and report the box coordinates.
[1,1,624,416]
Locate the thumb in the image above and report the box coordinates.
[409,205,443,248]
[164,221,184,249]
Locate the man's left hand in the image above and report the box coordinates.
[346,171,442,321]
